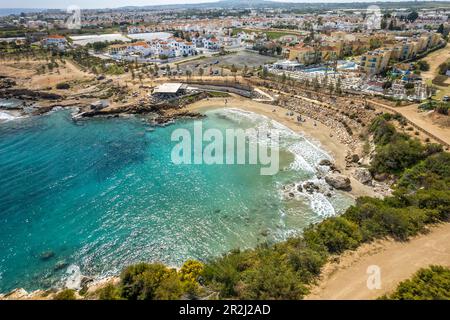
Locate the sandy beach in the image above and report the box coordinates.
[185,95,377,199]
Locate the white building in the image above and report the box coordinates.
[203,37,221,50]
[41,35,67,50]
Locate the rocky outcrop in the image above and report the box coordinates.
[319,159,333,167]
[0,78,16,89]
[0,88,62,100]
[303,181,319,193]
[346,154,360,163]
[354,168,372,185]
[374,172,389,182]
[325,173,351,191]
[318,159,337,171]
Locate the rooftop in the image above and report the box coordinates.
[153,83,185,94]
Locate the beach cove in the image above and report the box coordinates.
[0,101,357,293]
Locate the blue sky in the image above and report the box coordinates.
[0,0,435,10]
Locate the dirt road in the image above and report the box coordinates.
[306,223,450,300]
[420,44,450,82]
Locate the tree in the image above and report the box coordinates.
[230,64,238,82]
[260,66,269,79]
[242,64,248,76]
[388,20,395,31]
[335,77,342,95]
[438,62,449,75]
[92,41,108,52]
[185,69,192,81]
[416,60,430,72]
[407,11,419,23]
[199,67,204,79]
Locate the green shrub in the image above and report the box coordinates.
[120,263,183,300]
[416,60,430,72]
[303,217,362,254]
[370,136,425,175]
[202,249,254,297]
[53,289,76,300]
[397,152,450,191]
[236,257,308,299]
[97,284,122,300]
[381,265,450,300]
[56,82,70,90]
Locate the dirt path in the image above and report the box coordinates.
[368,99,450,148]
[306,223,450,300]
[395,104,450,146]
[420,44,450,82]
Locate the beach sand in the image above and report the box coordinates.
[185,95,377,199]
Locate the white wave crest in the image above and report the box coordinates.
[65,264,82,290]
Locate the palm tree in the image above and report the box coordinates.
[230,64,238,82]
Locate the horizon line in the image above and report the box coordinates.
[0,0,443,11]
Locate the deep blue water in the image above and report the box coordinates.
[0,107,351,292]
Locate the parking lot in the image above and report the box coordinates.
[172,50,278,76]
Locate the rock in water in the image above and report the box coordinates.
[40,251,55,261]
[303,181,318,193]
[354,168,372,185]
[318,159,333,167]
[325,173,351,191]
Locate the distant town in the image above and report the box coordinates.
[1,1,450,103]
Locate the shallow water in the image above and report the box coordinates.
[0,107,353,292]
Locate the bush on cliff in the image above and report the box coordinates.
[56,82,70,90]
[120,263,184,300]
[53,289,76,300]
[303,217,362,254]
[369,116,443,176]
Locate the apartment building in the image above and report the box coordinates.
[287,45,320,65]
[359,48,392,75]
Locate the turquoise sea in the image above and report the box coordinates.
[0,105,353,292]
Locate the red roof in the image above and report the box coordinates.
[47,35,65,39]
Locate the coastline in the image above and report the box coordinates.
[183,95,379,199]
